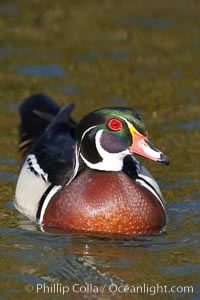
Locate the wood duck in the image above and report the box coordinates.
[15,94,169,235]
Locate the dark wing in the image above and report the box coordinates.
[29,103,76,185]
[19,93,60,159]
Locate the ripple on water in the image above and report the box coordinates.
[74,50,128,62]
[0,4,19,16]
[16,64,66,77]
[74,51,99,62]
[117,14,172,29]
[0,172,17,182]
[62,86,81,95]
[160,120,200,131]
[0,157,17,164]
[176,120,200,130]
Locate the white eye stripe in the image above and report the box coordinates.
[80,125,97,142]
[80,116,130,142]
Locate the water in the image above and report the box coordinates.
[0,1,200,299]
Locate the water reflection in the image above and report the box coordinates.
[17,64,66,77]
[0,1,200,299]
[160,120,200,131]
[118,14,172,29]
[0,4,19,16]
[74,51,99,62]
[176,120,200,130]
[62,86,81,95]
[74,50,128,63]
[0,171,17,182]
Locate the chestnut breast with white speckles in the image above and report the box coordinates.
[43,169,166,235]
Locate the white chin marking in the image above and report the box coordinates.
[81,130,129,171]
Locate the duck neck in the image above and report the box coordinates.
[78,129,129,172]
[66,141,128,186]
[80,151,124,171]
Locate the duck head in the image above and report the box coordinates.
[70,107,169,180]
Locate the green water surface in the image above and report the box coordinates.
[0,1,200,299]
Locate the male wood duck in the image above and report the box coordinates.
[15,94,169,235]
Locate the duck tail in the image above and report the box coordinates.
[19,93,60,159]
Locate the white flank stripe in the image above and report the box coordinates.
[136,177,165,210]
[38,185,61,224]
[15,154,50,221]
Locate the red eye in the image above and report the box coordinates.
[108,118,122,131]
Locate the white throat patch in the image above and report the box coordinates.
[80,130,129,171]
